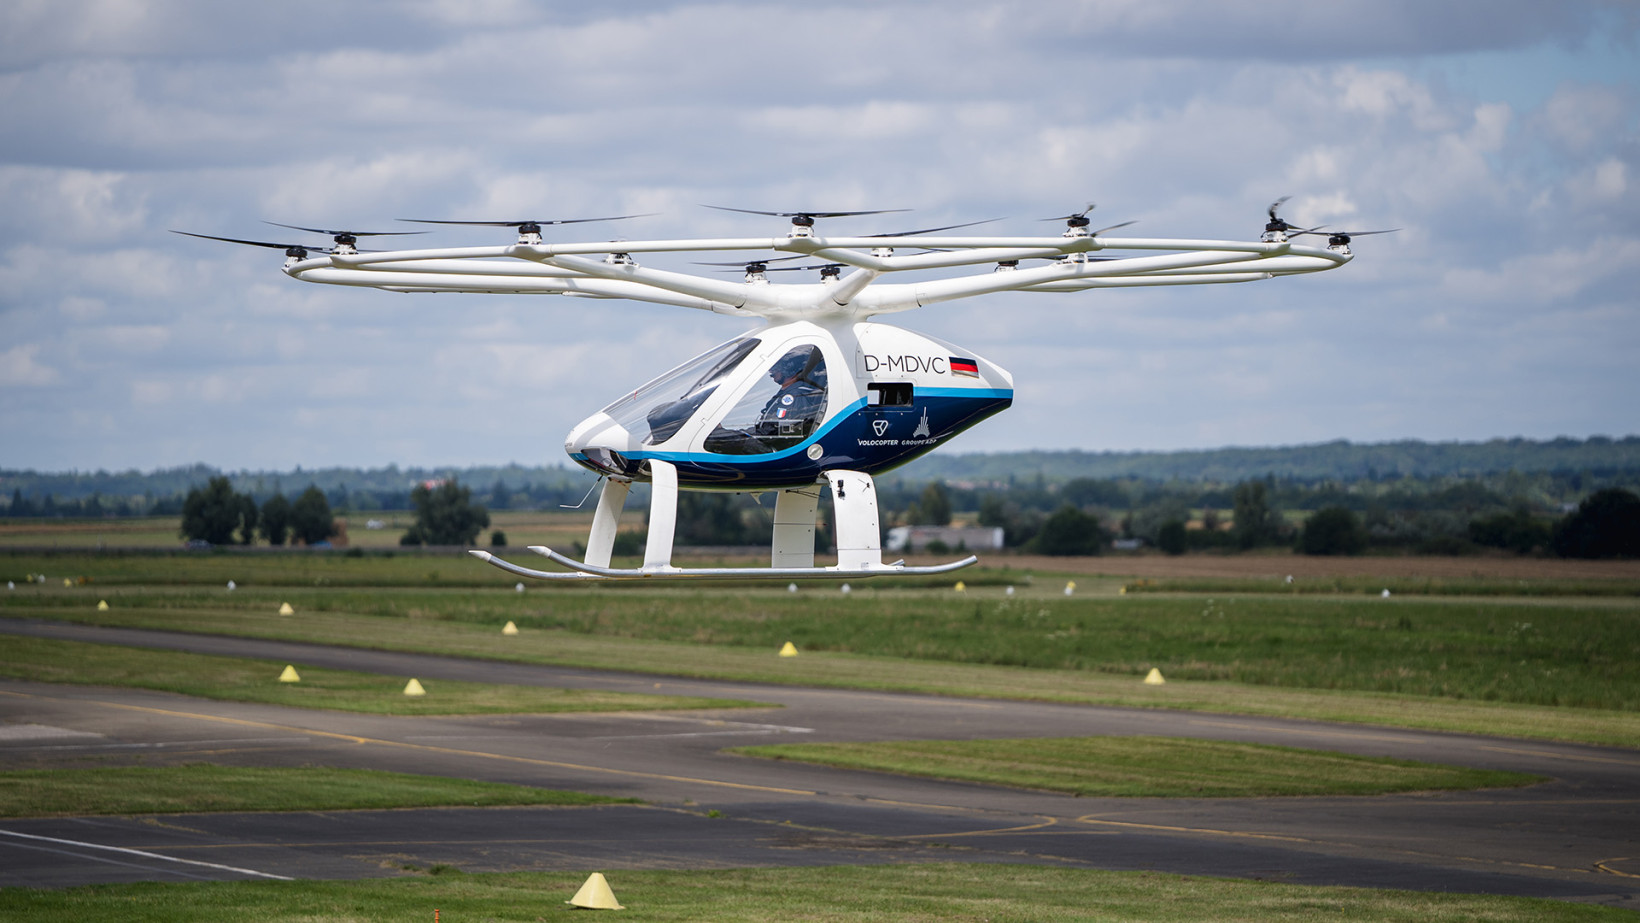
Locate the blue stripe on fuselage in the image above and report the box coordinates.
[573,389,1012,489]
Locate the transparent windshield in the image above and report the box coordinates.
[703,345,828,455]
[601,336,760,446]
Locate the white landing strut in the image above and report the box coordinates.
[469,468,974,581]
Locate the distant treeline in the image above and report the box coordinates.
[3,436,1638,521]
[894,436,1640,484]
[1,463,597,518]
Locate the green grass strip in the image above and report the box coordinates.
[0,765,627,817]
[16,578,1637,711]
[8,603,1636,747]
[1121,575,1640,597]
[2,864,1628,922]
[731,736,1542,797]
[0,635,754,715]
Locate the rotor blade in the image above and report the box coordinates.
[1091,220,1137,235]
[701,205,911,219]
[263,221,426,238]
[1329,228,1401,237]
[762,262,845,273]
[1268,195,1292,221]
[1042,203,1098,222]
[863,217,1005,237]
[692,254,808,267]
[398,214,655,227]
[171,230,331,253]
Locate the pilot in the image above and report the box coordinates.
[702,347,827,455]
[756,349,825,440]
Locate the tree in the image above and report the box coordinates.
[1469,508,1550,554]
[673,492,749,545]
[1232,480,1282,549]
[1031,505,1104,556]
[233,492,259,545]
[260,494,292,546]
[1156,520,1188,556]
[914,481,953,526]
[1061,477,1129,509]
[180,477,255,545]
[1552,488,1640,559]
[977,493,1007,528]
[1299,506,1368,556]
[290,486,337,546]
[401,478,490,546]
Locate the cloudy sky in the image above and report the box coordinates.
[2,0,1636,473]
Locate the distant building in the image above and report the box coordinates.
[885,525,1005,553]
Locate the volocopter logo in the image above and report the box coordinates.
[871,419,890,436]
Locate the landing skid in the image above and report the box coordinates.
[471,466,976,582]
[470,546,977,582]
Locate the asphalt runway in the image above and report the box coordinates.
[1,619,1636,909]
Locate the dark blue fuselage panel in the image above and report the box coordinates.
[571,389,1011,489]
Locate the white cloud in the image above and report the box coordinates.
[1540,84,1630,154]
[1564,157,1629,208]
[1438,237,1640,304]
[0,344,58,386]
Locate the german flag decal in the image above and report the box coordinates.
[950,356,980,377]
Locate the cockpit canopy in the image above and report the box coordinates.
[597,335,830,457]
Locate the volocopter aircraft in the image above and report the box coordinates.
[179,199,1387,581]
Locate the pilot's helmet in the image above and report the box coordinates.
[769,348,816,383]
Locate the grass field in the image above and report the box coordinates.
[3,547,1637,746]
[0,511,595,551]
[0,635,751,714]
[0,765,627,817]
[4,587,1636,747]
[730,736,1541,797]
[6,556,1634,709]
[2,864,1629,922]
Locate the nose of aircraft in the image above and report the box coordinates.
[565,412,639,476]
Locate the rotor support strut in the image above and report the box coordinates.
[772,485,821,568]
[584,478,632,569]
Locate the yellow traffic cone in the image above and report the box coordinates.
[502,620,519,635]
[566,872,625,910]
[403,678,426,696]
[1143,667,1166,685]
[279,665,301,683]
[778,641,799,657]
[278,602,294,616]
[97,600,109,611]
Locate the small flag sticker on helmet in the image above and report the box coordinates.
[950,357,979,377]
